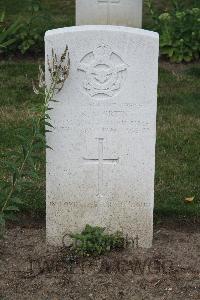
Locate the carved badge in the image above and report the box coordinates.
[78,44,127,98]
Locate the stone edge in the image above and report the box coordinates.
[45,25,159,40]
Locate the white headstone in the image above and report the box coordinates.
[45,26,159,248]
[76,0,143,28]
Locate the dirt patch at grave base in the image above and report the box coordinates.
[0,223,200,300]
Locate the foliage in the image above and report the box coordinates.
[0,46,70,237]
[16,0,53,54]
[69,224,125,257]
[146,0,200,62]
[0,11,21,52]
[1,0,53,55]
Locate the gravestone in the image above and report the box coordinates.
[45,26,159,248]
[76,0,143,28]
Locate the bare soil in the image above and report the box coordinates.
[0,222,200,300]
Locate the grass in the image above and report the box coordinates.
[0,0,199,220]
[156,66,200,218]
[0,62,45,215]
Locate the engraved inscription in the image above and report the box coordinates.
[83,138,119,197]
[78,44,127,99]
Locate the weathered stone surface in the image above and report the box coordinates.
[45,26,159,248]
[76,0,143,28]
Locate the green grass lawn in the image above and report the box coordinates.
[156,64,200,218]
[0,62,45,215]
[0,0,199,220]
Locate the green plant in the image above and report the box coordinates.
[0,11,21,52]
[0,46,70,237]
[69,224,125,257]
[146,0,200,62]
[0,0,53,55]
[16,0,53,54]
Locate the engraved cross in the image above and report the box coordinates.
[98,0,120,3]
[98,0,120,23]
[83,138,119,197]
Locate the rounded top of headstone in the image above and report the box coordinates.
[45,25,159,40]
